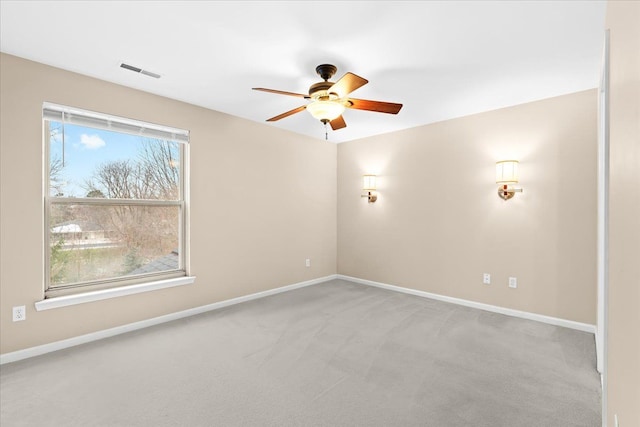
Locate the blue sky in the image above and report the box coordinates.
[49,121,140,197]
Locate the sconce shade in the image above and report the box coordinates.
[496,160,519,184]
[362,175,377,191]
[306,100,345,121]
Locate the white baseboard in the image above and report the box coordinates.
[1,274,337,365]
[2,273,595,365]
[337,274,596,334]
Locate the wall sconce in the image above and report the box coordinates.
[362,175,377,203]
[496,160,523,200]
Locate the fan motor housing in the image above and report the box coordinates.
[309,81,335,99]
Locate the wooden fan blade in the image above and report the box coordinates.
[347,98,403,114]
[266,105,307,122]
[330,115,347,130]
[253,88,310,99]
[329,72,368,98]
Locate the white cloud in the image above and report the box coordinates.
[80,134,106,150]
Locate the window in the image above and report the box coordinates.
[44,103,189,298]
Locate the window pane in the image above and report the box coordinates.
[47,120,180,200]
[49,203,180,287]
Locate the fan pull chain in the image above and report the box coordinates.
[325,122,328,141]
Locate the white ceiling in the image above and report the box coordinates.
[0,1,606,143]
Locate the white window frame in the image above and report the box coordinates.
[42,103,192,303]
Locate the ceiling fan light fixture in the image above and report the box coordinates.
[306,100,345,122]
[253,64,403,133]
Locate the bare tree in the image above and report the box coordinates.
[81,139,181,272]
[138,140,180,199]
[86,139,179,200]
[50,155,66,197]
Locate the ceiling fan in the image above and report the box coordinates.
[253,64,403,136]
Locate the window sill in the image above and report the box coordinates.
[35,276,196,311]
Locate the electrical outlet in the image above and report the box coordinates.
[12,306,26,322]
[483,273,491,285]
[614,414,619,427]
[508,277,517,289]
[305,258,311,267]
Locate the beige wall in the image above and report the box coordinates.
[338,90,597,324]
[606,1,640,425]
[0,53,337,354]
[0,52,602,359]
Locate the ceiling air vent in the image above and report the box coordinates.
[120,62,161,79]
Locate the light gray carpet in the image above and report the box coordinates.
[1,279,601,426]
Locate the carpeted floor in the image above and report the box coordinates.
[0,279,601,426]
